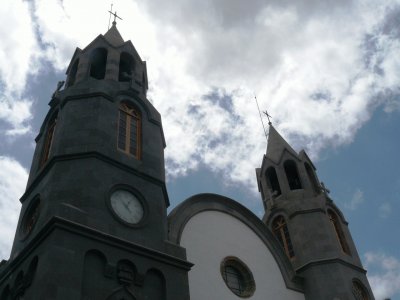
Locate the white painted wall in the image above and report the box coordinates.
[180,210,305,300]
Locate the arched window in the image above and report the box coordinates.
[305,162,320,194]
[66,59,79,87]
[119,52,134,82]
[118,103,141,158]
[40,113,57,167]
[328,210,351,255]
[352,280,369,300]
[272,216,295,258]
[89,48,107,80]
[284,160,302,190]
[266,167,281,196]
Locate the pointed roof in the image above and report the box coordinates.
[266,125,298,163]
[103,24,125,47]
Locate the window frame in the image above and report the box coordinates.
[272,215,295,259]
[40,114,57,167]
[117,102,141,159]
[328,209,351,255]
[220,256,255,298]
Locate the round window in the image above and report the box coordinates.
[220,256,255,298]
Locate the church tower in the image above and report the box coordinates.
[256,125,374,300]
[0,22,191,299]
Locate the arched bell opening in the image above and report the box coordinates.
[265,167,281,197]
[119,52,135,82]
[89,48,108,80]
[284,160,302,190]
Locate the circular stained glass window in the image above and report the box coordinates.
[220,256,255,298]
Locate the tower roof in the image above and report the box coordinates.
[266,125,298,162]
[103,24,125,47]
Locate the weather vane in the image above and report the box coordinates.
[108,3,123,29]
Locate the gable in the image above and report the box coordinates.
[168,193,304,300]
[180,210,305,300]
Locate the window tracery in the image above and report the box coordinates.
[272,216,295,258]
[40,114,57,167]
[328,210,351,255]
[118,103,141,158]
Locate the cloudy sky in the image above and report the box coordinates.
[1,0,400,298]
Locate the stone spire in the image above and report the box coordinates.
[266,125,298,163]
[103,23,125,47]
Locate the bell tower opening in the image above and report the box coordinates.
[89,48,108,79]
[266,167,281,196]
[284,160,302,190]
[119,52,135,82]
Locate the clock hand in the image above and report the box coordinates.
[122,199,132,212]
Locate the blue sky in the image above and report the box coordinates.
[0,0,400,298]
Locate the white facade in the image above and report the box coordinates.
[180,210,305,300]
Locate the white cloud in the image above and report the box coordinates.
[2,0,400,191]
[0,0,39,136]
[365,252,400,299]
[0,96,32,136]
[0,1,40,92]
[0,156,28,259]
[345,188,365,210]
[136,0,400,190]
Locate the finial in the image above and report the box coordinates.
[108,4,122,29]
[254,95,268,140]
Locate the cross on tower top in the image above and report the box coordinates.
[108,4,123,28]
[263,109,272,125]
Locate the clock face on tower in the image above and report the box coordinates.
[110,189,144,225]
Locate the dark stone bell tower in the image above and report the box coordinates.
[256,125,374,300]
[0,24,191,299]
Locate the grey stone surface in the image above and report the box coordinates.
[257,124,375,300]
[0,25,191,300]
